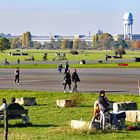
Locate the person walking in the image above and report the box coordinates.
[72,69,80,92]
[63,70,72,93]
[64,61,69,74]
[14,67,20,85]
[58,63,63,73]
[17,58,20,64]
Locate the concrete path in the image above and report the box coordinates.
[0,68,140,94]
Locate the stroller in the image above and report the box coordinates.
[91,111,126,130]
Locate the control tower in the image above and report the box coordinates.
[123,12,133,40]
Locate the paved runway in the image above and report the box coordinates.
[0,68,140,94]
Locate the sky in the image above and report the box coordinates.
[0,0,140,36]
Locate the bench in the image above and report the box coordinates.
[113,56,122,59]
[0,109,29,125]
[25,58,33,61]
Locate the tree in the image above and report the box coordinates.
[32,41,42,49]
[118,40,128,49]
[126,40,132,49]
[73,37,80,49]
[92,34,99,48]
[99,33,113,49]
[0,37,10,52]
[110,41,119,49]
[49,38,55,49]
[131,40,140,49]
[10,38,22,49]
[115,46,126,56]
[79,40,86,49]
[61,38,68,49]
[22,31,32,48]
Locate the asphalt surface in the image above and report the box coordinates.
[0,68,140,94]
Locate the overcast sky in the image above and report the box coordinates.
[0,0,140,36]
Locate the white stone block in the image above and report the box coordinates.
[125,110,140,122]
[16,97,37,106]
[71,120,90,130]
[113,101,138,112]
[56,100,76,107]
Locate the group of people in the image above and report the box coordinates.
[57,61,69,74]
[0,97,24,116]
[63,69,80,93]
[58,62,81,93]
[5,58,20,65]
[0,97,30,124]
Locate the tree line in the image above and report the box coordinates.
[0,32,140,52]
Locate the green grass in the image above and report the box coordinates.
[1,62,140,69]
[1,49,140,62]
[0,49,140,68]
[0,90,140,140]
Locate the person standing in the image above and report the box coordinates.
[98,90,109,130]
[63,70,72,93]
[5,58,9,65]
[17,58,20,64]
[72,69,80,92]
[106,54,108,61]
[14,67,20,85]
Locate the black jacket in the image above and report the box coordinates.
[72,72,80,82]
[64,72,71,84]
[98,96,109,112]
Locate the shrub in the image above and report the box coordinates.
[69,93,84,106]
[115,47,126,56]
[70,50,79,55]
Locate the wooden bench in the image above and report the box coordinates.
[0,109,29,125]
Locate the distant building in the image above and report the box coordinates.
[113,34,140,41]
[113,34,120,41]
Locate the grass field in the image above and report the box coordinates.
[1,49,140,62]
[0,49,140,68]
[0,90,140,140]
[1,62,140,69]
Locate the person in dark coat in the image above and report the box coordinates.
[14,67,20,85]
[64,61,69,74]
[7,97,24,118]
[72,69,80,92]
[63,70,72,93]
[58,63,63,73]
[98,90,109,130]
[17,58,20,64]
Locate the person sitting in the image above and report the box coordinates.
[0,98,7,111]
[0,98,8,119]
[98,90,109,130]
[7,97,24,119]
[93,101,100,121]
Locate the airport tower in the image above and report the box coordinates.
[123,12,133,40]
